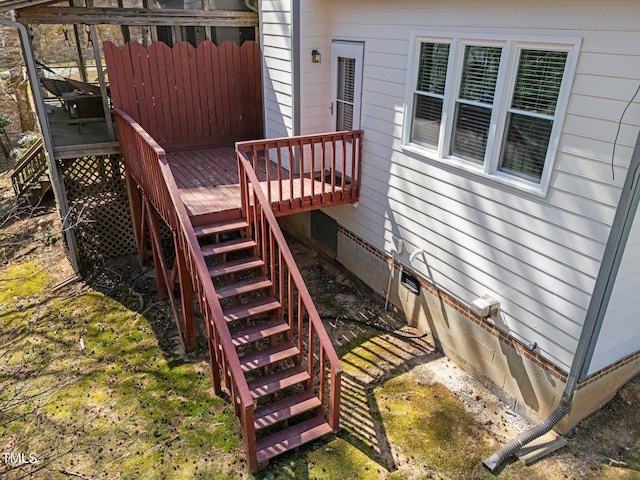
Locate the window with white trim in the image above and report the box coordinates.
[405,34,580,194]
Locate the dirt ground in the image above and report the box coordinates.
[1,159,640,478]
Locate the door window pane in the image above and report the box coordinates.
[336,57,356,130]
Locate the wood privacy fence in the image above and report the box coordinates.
[104,40,263,150]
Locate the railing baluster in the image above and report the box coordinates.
[298,140,304,200]
[288,272,294,332]
[297,294,304,364]
[277,145,283,205]
[350,135,356,197]
[331,138,337,195]
[307,308,314,388]
[288,143,294,208]
[341,136,347,193]
[310,142,315,201]
[321,136,326,196]
[319,346,326,409]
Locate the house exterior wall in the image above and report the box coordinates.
[261,0,294,138]
[591,202,640,374]
[266,0,640,425]
[299,1,330,134]
[296,0,640,376]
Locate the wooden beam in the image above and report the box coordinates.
[53,141,120,159]
[16,6,258,27]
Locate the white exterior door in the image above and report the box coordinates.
[330,41,364,181]
[331,41,364,132]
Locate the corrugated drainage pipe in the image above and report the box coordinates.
[482,397,571,473]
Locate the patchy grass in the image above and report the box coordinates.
[375,376,495,479]
[3,251,640,479]
[0,262,248,480]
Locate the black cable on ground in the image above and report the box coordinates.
[323,315,431,339]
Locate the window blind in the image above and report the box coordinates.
[500,50,568,181]
[451,46,502,163]
[458,46,501,104]
[416,42,449,95]
[411,42,450,148]
[336,57,356,131]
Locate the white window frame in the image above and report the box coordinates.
[402,32,581,197]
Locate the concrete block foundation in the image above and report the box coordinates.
[279,212,640,432]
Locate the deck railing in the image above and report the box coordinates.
[236,130,363,215]
[114,109,256,467]
[11,139,48,199]
[237,143,344,434]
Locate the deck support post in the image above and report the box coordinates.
[126,175,146,264]
[143,198,192,352]
[206,320,222,395]
[175,238,197,351]
[145,201,169,299]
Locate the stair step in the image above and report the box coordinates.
[231,318,290,347]
[256,416,332,464]
[201,237,257,257]
[216,276,272,300]
[254,390,321,430]
[248,365,311,400]
[239,342,300,373]
[208,256,263,278]
[224,297,281,323]
[193,219,249,238]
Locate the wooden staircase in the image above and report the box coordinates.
[114,109,353,473]
[10,139,51,206]
[193,216,333,468]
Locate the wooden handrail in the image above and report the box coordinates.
[237,140,345,432]
[11,139,47,198]
[114,109,255,456]
[236,130,363,212]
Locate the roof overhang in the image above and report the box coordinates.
[0,0,58,13]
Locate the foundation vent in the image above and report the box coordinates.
[401,271,420,295]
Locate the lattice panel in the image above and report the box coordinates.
[62,154,137,270]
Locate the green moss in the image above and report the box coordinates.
[0,265,248,480]
[375,375,495,479]
[265,437,386,480]
[0,261,50,306]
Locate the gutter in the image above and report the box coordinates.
[484,129,640,472]
[0,14,81,274]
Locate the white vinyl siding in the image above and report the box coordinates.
[590,209,640,374]
[306,0,640,372]
[261,0,294,138]
[299,0,331,134]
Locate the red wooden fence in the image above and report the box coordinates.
[104,40,263,150]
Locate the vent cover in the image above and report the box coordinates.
[401,271,420,295]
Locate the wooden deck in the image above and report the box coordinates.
[167,145,353,221]
[106,38,359,472]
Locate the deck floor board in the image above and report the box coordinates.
[166,145,350,219]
